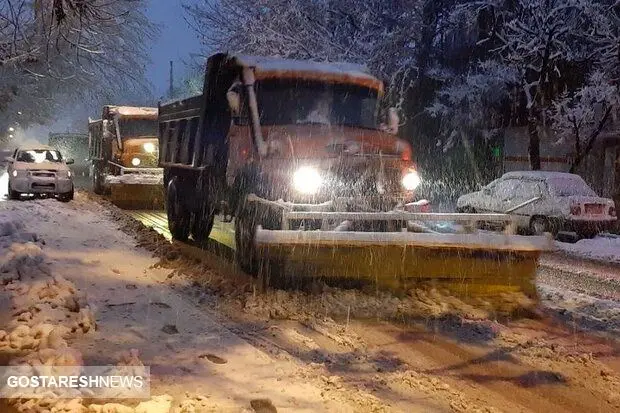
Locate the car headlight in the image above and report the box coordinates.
[131,157,141,166]
[67,170,72,178]
[12,170,17,177]
[292,166,323,195]
[143,142,156,153]
[402,170,421,190]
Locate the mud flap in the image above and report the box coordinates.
[109,184,165,210]
[254,229,552,315]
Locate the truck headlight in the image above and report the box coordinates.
[143,142,156,153]
[131,157,141,166]
[292,166,323,195]
[402,170,421,190]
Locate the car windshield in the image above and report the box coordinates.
[118,119,157,138]
[547,177,597,197]
[254,79,379,128]
[16,149,63,163]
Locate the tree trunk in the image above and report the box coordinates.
[527,114,541,170]
[569,106,613,173]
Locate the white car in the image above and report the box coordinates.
[457,171,616,238]
[5,145,75,202]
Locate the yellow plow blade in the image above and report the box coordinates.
[109,184,165,210]
[255,230,552,314]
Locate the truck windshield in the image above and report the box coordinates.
[118,119,157,138]
[17,149,63,163]
[255,80,379,128]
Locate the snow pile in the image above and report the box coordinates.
[556,236,620,264]
[0,212,97,411]
[0,210,186,412]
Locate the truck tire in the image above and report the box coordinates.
[235,201,259,275]
[92,166,104,195]
[192,208,215,245]
[166,177,191,241]
[191,174,217,245]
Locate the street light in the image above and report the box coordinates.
[8,134,14,139]
[8,127,14,133]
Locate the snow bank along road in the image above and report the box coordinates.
[1,193,620,412]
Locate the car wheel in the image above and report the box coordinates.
[457,205,477,215]
[58,186,74,203]
[577,230,598,239]
[530,216,551,236]
[7,179,20,200]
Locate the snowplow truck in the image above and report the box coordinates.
[159,53,552,314]
[88,106,164,208]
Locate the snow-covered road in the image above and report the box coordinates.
[0,195,386,412]
[2,192,620,413]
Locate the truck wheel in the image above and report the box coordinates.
[192,208,215,245]
[92,168,104,195]
[191,175,217,245]
[167,178,191,241]
[235,202,259,275]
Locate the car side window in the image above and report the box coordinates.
[513,180,542,199]
[493,179,518,200]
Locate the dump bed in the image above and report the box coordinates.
[158,94,205,168]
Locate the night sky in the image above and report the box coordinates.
[145,0,203,99]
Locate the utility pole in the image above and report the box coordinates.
[169,61,174,99]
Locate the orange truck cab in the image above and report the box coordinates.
[159,53,422,272]
[88,106,163,202]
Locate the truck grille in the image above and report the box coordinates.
[30,171,56,178]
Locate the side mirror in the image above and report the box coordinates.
[66,158,75,165]
[227,90,241,117]
[387,108,399,135]
[4,156,14,163]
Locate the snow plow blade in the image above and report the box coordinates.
[105,169,164,210]
[253,210,553,315]
[109,184,165,210]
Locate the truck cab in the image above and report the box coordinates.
[88,106,163,205]
[159,53,420,270]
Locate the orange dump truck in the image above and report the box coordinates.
[158,54,551,313]
[88,106,163,208]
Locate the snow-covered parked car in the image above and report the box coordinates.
[4,145,75,202]
[457,171,616,238]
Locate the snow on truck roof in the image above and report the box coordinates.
[105,106,158,119]
[502,171,583,181]
[232,55,384,93]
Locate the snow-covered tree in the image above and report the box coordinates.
[0,0,156,132]
[439,0,614,170]
[550,72,618,172]
[185,0,454,112]
[548,1,620,172]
